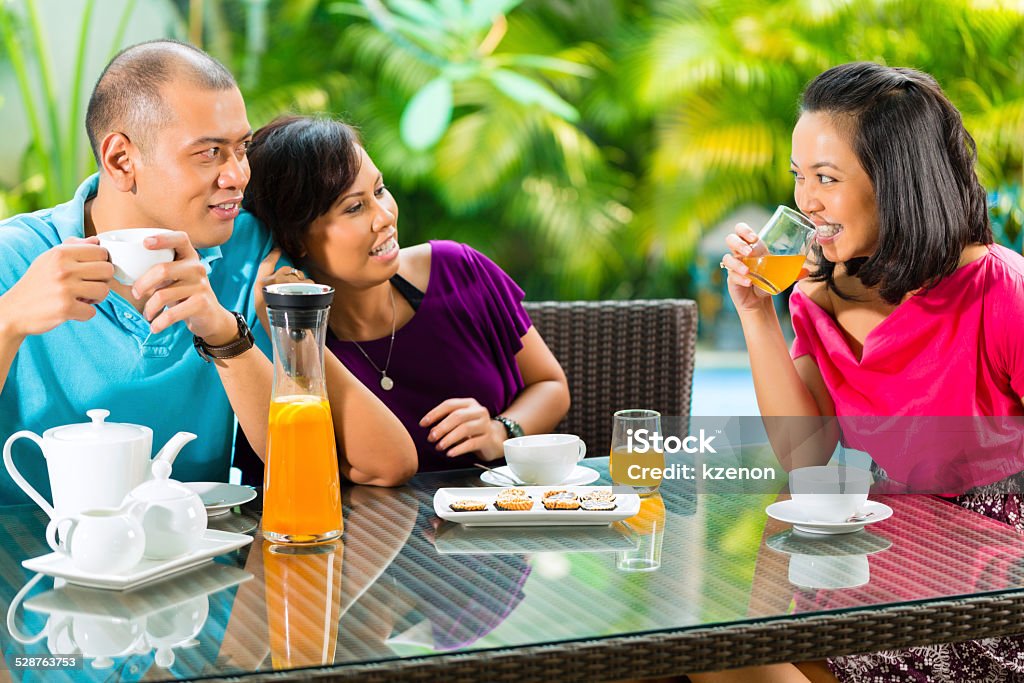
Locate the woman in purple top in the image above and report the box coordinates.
[242,115,570,471]
[709,63,1024,683]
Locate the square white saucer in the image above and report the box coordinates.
[22,529,252,591]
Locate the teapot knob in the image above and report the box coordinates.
[152,459,172,481]
[85,409,110,424]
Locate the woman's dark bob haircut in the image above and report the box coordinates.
[242,115,362,260]
[801,62,992,304]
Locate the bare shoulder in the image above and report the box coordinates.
[795,278,833,315]
[398,243,432,292]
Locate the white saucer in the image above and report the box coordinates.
[479,465,600,487]
[22,529,253,591]
[765,499,892,535]
[184,482,257,517]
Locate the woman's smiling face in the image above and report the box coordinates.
[302,146,400,287]
[791,111,880,263]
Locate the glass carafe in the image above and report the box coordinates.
[262,283,343,544]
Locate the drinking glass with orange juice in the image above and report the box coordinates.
[739,206,816,295]
[264,541,343,668]
[609,409,663,496]
[262,283,343,545]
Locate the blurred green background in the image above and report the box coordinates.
[1,0,1022,317]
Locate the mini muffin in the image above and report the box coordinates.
[582,489,616,503]
[496,487,528,500]
[580,498,617,511]
[449,499,488,512]
[494,497,534,511]
[542,497,581,510]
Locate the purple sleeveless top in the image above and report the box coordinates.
[327,241,532,472]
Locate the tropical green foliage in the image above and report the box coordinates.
[0,0,137,208]
[1,0,1022,300]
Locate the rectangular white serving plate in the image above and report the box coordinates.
[433,486,639,527]
[22,529,253,591]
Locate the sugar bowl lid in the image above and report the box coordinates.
[50,409,147,443]
[131,460,195,502]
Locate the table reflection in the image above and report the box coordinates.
[8,563,251,672]
[264,542,342,669]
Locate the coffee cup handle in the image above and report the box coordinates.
[3,431,54,519]
[576,440,587,462]
[45,516,77,555]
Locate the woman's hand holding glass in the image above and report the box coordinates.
[721,223,774,313]
[722,206,815,312]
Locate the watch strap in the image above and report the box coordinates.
[193,312,255,363]
[493,415,524,440]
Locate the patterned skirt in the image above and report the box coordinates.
[829,485,1024,683]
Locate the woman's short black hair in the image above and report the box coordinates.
[800,62,992,304]
[242,115,362,260]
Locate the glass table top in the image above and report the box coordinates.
[4,457,1024,681]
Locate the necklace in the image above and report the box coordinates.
[347,285,397,391]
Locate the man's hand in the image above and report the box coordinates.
[0,237,113,339]
[420,398,506,461]
[131,230,237,343]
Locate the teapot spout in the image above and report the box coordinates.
[153,432,198,468]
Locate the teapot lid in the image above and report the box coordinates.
[131,460,195,502]
[51,409,146,443]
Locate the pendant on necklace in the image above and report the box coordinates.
[380,374,395,391]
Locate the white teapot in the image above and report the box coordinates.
[122,459,207,560]
[3,409,197,520]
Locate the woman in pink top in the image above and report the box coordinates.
[703,63,1024,683]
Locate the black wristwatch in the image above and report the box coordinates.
[193,312,255,362]
[493,415,524,440]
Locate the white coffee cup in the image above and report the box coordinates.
[45,506,146,575]
[98,228,175,285]
[503,434,586,485]
[789,465,872,523]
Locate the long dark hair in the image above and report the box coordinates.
[242,115,362,260]
[801,62,991,304]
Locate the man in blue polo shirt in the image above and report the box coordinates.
[0,40,269,508]
[0,40,414,507]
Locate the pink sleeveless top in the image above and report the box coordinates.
[789,245,1024,491]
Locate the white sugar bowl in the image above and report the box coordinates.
[122,460,207,560]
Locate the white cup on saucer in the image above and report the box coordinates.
[504,434,586,485]
[98,228,175,285]
[789,465,872,523]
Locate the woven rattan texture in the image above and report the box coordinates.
[522,299,698,456]
[221,593,1024,682]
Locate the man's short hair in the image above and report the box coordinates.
[85,39,237,162]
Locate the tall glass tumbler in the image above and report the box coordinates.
[609,409,663,497]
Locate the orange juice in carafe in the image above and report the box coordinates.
[263,283,343,544]
[263,395,342,541]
